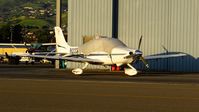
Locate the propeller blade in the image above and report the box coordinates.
[24,42,31,53]
[140,56,149,68]
[24,42,28,49]
[161,45,169,53]
[138,35,143,50]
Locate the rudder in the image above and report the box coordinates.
[54,27,71,54]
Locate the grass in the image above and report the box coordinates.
[22,2,42,9]
[19,19,49,28]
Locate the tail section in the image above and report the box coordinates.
[54,27,71,54]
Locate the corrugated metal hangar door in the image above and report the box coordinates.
[118,0,199,72]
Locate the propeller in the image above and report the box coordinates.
[125,35,149,68]
[138,35,143,50]
[137,36,149,68]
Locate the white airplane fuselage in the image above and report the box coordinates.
[83,47,135,66]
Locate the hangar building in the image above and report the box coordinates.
[67,0,199,72]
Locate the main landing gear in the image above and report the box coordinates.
[71,63,138,76]
[72,62,89,75]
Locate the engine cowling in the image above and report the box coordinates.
[111,47,134,64]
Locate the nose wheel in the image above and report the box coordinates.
[124,64,138,76]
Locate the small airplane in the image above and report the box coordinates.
[22,27,186,76]
[0,43,55,64]
[24,43,56,54]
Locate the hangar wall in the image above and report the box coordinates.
[68,0,199,72]
[118,0,199,72]
[68,0,113,68]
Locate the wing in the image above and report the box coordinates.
[144,53,186,60]
[20,54,104,64]
[0,43,25,46]
[0,43,56,46]
[41,43,56,46]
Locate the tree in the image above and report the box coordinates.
[12,24,23,43]
[0,24,24,43]
[0,24,11,43]
[36,26,51,43]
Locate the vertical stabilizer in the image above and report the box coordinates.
[54,27,71,54]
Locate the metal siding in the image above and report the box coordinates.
[118,0,170,71]
[169,0,199,72]
[118,0,199,72]
[68,0,112,68]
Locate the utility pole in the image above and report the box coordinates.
[10,26,13,43]
[56,0,61,27]
[55,0,62,69]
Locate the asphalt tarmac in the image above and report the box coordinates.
[0,64,199,112]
